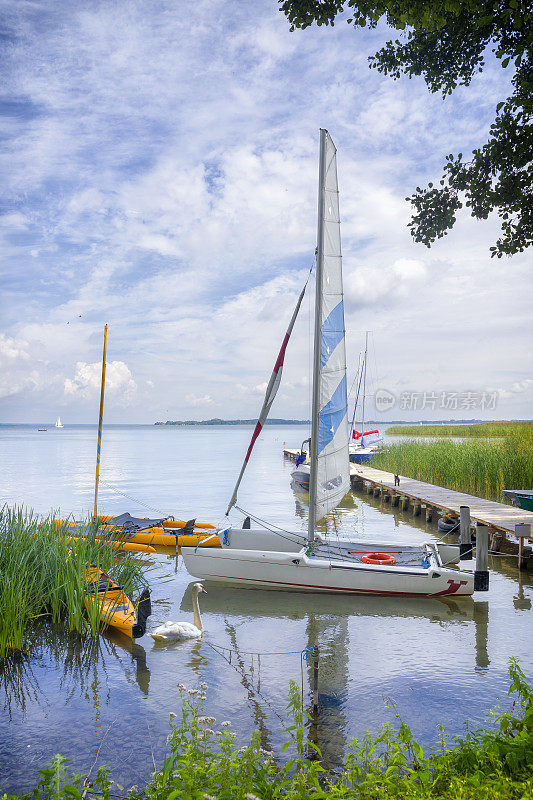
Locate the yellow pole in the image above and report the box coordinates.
[93,324,108,521]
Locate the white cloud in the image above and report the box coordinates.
[184,393,213,407]
[64,360,136,402]
[0,0,530,422]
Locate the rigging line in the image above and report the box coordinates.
[233,505,307,545]
[98,479,168,516]
[207,642,315,657]
[204,641,286,725]
[233,504,306,537]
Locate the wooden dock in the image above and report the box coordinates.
[283,447,533,545]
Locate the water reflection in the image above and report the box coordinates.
[0,621,151,719]
[179,580,492,765]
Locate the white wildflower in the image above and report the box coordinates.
[169,712,177,720]
[200,681,207,690]
[221,720,231,727]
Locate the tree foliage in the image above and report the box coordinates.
[279,0,532,257]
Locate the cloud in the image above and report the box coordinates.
[64,360,136,402]
[0,0,530,422]
[184,393,213,407]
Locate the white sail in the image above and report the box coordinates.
[313,132,350,524]
[55,416,63,428]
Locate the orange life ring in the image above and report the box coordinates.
[361,552,397,566]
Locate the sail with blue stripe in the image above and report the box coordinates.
[313,132,350,524]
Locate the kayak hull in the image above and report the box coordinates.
[84,567,136,638]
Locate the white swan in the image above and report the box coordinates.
[149,583,207,641]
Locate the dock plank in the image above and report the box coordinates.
[351,464,533,538]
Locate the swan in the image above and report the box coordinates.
[149,583,207,641]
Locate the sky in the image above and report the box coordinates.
[1,0,531,424]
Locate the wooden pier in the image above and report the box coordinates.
[283,446,533,563]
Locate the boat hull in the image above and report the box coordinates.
[181,545,474,597]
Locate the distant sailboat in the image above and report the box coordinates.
[55,416,64,428]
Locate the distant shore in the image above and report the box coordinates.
[154,418,310,426]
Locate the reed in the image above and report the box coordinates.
[0,507,148,658]
[386,421,533,438]
[371,434,533,501]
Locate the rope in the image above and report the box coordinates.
[98,479,168,517]
[207,642,315,658]
[233,505,307,546]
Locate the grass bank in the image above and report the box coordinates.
[4,660,532,800]
[371,436,533,500]
[386,421,533,438]
[0,506,148,658]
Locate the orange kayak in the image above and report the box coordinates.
[84,567,151,638]
[61,528,156,553]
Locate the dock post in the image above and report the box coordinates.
[515,524,532,571]
[459,505,472,561]
[474,523,489,591]
[401,497,409,511]
[392,494,400,507]
[312,646,320,715]
[425,506,432,523]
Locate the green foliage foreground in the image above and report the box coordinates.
[4,660,532,800]
[0,507,148,657]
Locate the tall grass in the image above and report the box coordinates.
[371,435,533,500]
[387,421,533,438]
[0,507,148,658]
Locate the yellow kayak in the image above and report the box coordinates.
[60,527,156,554]
[84,567,151,638]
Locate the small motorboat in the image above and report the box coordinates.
[503,489,533,511]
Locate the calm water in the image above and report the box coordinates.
[0,424,531,793]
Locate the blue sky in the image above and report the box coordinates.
[0,0,531,423]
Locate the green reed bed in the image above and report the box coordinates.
[5,660,532,800]
[386,421,533,438]
[371,435,533,501]
[0,506,148,658]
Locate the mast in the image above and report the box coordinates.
[308,129,327,544]
[93,324,108,521]
[361,331,368,440]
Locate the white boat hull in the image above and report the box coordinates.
[181,530,474,598]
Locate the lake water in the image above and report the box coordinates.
[0,423,531,794]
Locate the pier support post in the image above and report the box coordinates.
[474,524,490,591]
[383,492,391,504]
[425,506,432,523]
[373,487,381,497]
[516,524,532,571]
[312,646,320,715]
[413,503,421,517]
[401,497,409,511]
[459,505,472,561]
[392,494,400,507]
[489,528,502,552]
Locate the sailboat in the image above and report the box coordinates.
[55,416,64,428]
[181,130,475,597]
[348,332,383,464]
